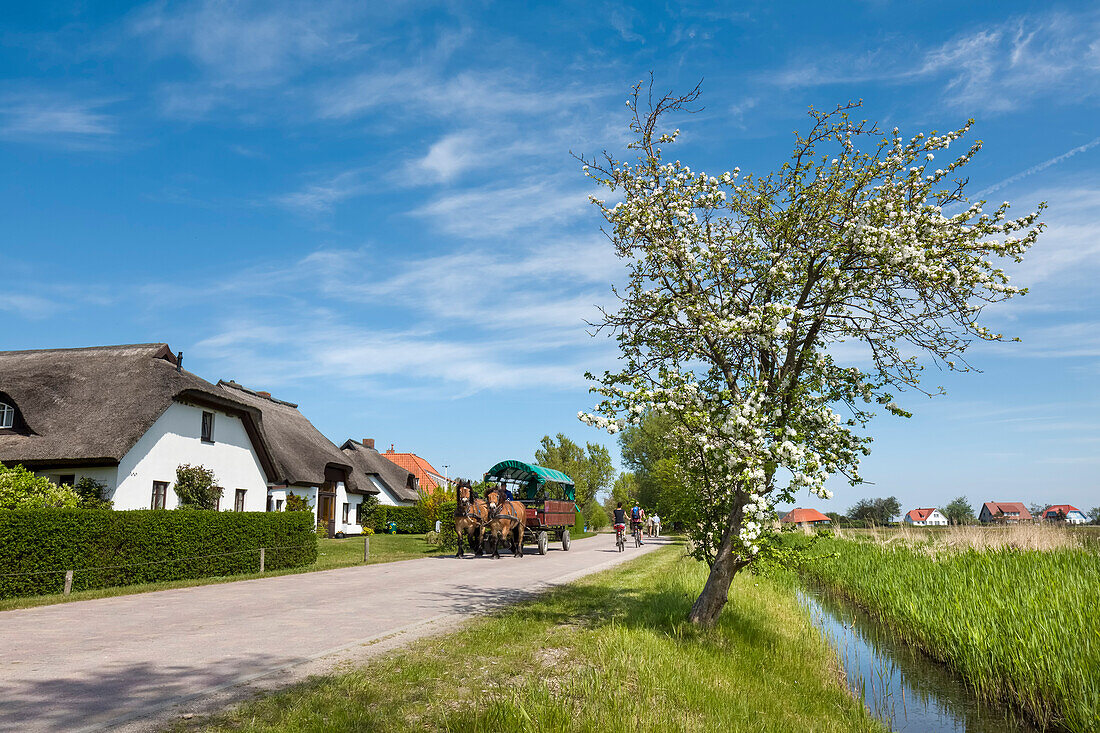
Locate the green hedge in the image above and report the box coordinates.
[0,508,318,599]
[439,501,458,551]
[363,505,430,534]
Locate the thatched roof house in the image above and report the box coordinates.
[0,344,277,509]
[340,438,419,506]
[218,381,371,536]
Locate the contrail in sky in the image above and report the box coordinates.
[977,136,1100,197]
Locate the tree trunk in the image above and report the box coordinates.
[687,503,748,626]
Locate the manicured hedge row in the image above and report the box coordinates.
[0,508,318,599]
[363,505,430,534]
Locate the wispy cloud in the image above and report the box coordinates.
[977,137,1100,197]
[129,0,366,89]
[411,178,598,238]
[317,68,605,121]
[765,9,1100,113]
[0,293,65,319]
[144,237,621,395]
[273,168,373,214]
[0,92,117,145]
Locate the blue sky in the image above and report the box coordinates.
[2,1,1098,516]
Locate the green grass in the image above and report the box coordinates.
[173,545,883,733]
[796,536,1100,732]
[0,534,444,612]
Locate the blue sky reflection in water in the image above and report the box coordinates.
[800,588,1040,732]
[1,2,1098,513]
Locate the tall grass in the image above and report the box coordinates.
[797,535,1100,732]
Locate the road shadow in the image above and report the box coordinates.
[0,652,295,733]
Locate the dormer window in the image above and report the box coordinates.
[0,402,13,429]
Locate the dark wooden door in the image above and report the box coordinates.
[318,493,336,538]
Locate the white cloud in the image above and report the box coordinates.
[0,93,117,143]
[273,168,372,214]
[129,0,365,89]
[144,237,623,396]
[977,138,1100,198]
[411,178,598,238]
[317,68,604,121]
[408,132,481,183]
[765,9,1100,113]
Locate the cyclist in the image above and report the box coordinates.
[613,502,628,546]
[631,503,645,545]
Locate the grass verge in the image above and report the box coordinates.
[173,544,883,733]
[795,535,1100,732]
[0,534,444,613]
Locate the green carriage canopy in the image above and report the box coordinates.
[484,460,576,501]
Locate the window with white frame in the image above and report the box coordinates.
[0,402,13,429]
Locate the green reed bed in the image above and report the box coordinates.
[796,535,1100,732]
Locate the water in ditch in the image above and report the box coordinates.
[799,586,1041,732]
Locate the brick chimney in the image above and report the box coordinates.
[386,444,395,454]
[362,438,375,449]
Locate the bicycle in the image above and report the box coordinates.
[633,523,642,548]
[615,524,625,552]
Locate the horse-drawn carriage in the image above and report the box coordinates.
[483,460,578,555]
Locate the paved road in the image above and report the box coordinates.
[0,533,667,732]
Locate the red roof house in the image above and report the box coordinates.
[382,445,448,493]
[1041,504,1088,524]
[781,507,832,526]
[979,501,1033,524]
[903,507,948,526]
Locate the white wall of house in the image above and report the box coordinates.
[367,475,413,506]
[905,509,948,526]
[284,485,319,517]
[36,466,119,493]
[369,475,399,506]
[335,483,364,535]
[109,400,268,511]
[1066,511,1088,525]
[278,483,365,535]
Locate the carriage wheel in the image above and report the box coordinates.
[561,529,571,551]
[537,531,549,555]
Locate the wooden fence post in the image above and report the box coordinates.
[259,548,265,573]
[364,536,370,562]
[63,570,73,596]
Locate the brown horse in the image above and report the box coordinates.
[486,487,526,559]
[454,480,488,557]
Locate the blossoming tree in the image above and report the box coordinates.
[577,83,1044,626]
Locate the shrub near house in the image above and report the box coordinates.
[0,509,317,599]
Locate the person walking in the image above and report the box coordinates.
[651,513,661,537]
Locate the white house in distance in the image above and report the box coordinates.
[903,507,948,526]
[218,381,378,537]
[340,438,419,507]
[1041,504,1088,524]
[0,344,276,510]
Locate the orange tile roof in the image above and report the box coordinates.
[781,507,832,524]
[382,448,446,492]
[982,501,1033,520]
[1042,504,1081,518]
[906,508,937,522]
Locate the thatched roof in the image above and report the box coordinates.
[0,344,276,478]
[340,439,420,502]
[218,381,359,492]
